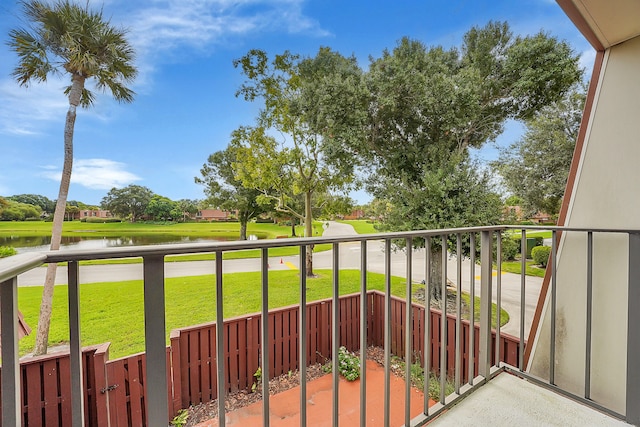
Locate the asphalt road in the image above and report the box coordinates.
[18,221,542,337]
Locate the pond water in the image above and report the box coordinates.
[1,234,243,254]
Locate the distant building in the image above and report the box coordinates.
[196,209,234,221]
[79,210,112,219]
[343,209,365,220]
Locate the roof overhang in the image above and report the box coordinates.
[557,0,640,50]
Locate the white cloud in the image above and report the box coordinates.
[0,76,115,136]
[126,0,329,56]
[41,158,141,190]
[0,78,68,135]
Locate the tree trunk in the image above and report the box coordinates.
[304,191,314,277]
[239,213,248,240]
[429,245,444,302]
[34,75,84,356]
[291,216,297,237]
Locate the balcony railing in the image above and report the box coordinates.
[0,225,638,426]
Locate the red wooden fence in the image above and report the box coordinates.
[2,290,522,426]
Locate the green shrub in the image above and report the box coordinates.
[531,245,551,267]
[84,217,122,223]
[500,237,519,261]
[255,217,274,224]
[0,246,17,258]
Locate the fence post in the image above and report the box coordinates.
[142,254,170,426]
[478,230,493,379]
[626,233,640,424]
[170,331,182,417]
[92,344,111,426]
[1,277,21,427]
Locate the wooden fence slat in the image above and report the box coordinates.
[199,327,211,401]
[58,356,72,426]
[42,358,60,426]
[128,356,145,427]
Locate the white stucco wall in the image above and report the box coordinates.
[529,35,640,414]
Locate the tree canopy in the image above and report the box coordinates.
[339,21,582,293]
[101,185,154,222]
[196,147,267,240]
[8,194,55,214]
[231,47,364,274]
[493,84,586,217]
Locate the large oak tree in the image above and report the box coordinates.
[355,22,582,294]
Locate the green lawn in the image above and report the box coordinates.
[2,220,329,265]
[505,229,553,239]
[18,270,507,359]
[500,260,546,277]
[337,220,379,234]
[0,220,325,239]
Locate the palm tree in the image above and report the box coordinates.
[8,0,137,355]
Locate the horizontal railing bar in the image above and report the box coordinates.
[41,226,508,262]
[1,226,637,269]
[0,252,47,283]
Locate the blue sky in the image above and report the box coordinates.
[0,0,593,206]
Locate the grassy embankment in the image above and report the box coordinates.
[0,221,330,264]
[18,269,508,359]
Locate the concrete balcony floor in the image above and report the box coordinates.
[429,372,630,427]
[195,360,433,426]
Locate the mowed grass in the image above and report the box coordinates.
[18,270,407,358]
[2,220,330,265]
[18,270,508,359]
[337,220,380,234]
[500,260,546,277]
[0,220,324,239]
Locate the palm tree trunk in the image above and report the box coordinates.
[34,75,84,356]
[304,191,314,277]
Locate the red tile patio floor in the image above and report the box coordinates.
[196,360,434,427]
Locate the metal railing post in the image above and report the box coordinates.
[215,252,226,426]
[405,237,413,426]
[1,277,21,427]
[299,245,308,427]
[478,230,493,379]
[359,240,367,427]
[332,243,340,427]
[142,255,169,426]
[384,238,391,426]
[423,236,432,414]
[627,233,640,424]
[261,248,270,427]
[68,261,85,427]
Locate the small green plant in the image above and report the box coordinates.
[390,355,454,402]
[170,409,189,427]
[337,346,360,381]
[318,347,361,380]
[531,245,551,267]
[500,236,519,261]
[0,246,17,258]
[251,367,262,393]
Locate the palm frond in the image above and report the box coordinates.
[9,0,137,106]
